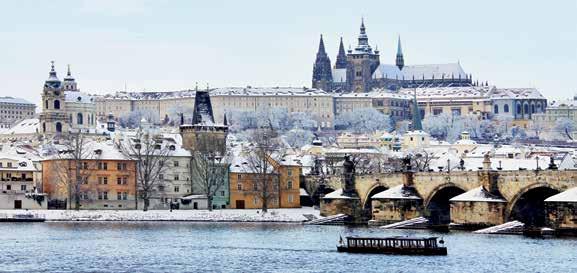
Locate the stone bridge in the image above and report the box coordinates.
[306,169,577,231]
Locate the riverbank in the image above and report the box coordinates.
[0,207,320,222]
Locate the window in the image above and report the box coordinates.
[287,180,293,190]
[159,174,164,180]
[288,194,294,203]
[117,192,128,200]
[122,192,128,200]
[433,108,443,115]
[117,163,127,170]
[117,192,122,200]
[173,161,179,167]
[117,177,128,185]
[355,71,362,77]
[517,104,522,114]
[54,100,60,109]
[174,186,179,193]
[174,174,179,181]
[287,169,292,177]
[98,176,108,185]
[253,197,258,205]
[221,191,225,196]
[524,104,529,114]
[7,162,12,168]
[451,108,461,116]
[98,162,108,170]
[80,192,89,200]
[6,185,11,190]
[82,162,89,170]
[98,191,108,200]
[494,105,499,114]
[237,174,241,180]
[504,104,510,113]
[237,183,242,191]
[21,185,26,191]
[77,113,83,125]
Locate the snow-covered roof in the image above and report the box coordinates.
[300,188,309,196]
[0,153,37,171]
[544,187,577,203]
[373,63,467,81]
[450,187,506,202]
[489,88,545,100]
[65,91,94,104]
[0,119,39,135]
[323,189,355,199]
[0,97,35,105]
[399,86,492,100]
[547,99,577,108]
[372,184,421,200]
[336,90,411,99]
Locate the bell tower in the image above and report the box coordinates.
[346,18,380,92]
[39,61,68,135]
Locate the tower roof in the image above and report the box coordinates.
[44,61,61,89]
[335,37,347,69]
[318,34,327,54]
[63,64,75,81]
[353,18,374,54]
[191,87,215,125]
[396,35,405,70]
[396,35,403,56]
[411,89,423,131]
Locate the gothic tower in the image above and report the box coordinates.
[396,36,404,71]
[62,64,78,91]
[334,37,347,69]
[180,85,228,156]
[311,35,333,91]
[346,19,380,92]
[39,61,68,135]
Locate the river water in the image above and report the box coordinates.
[0,222,575,272]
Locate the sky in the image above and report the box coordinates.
[1,0,576,106]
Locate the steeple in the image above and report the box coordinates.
[335,37,347,69]
[355,18,371,52]
[62,64,78,91]
[44,61,61,89]
[191,86,215,125]
[412,89,423,131]
[396,35,405,70]
[311,34,333,91]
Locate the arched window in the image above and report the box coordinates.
[516,104,521,114]
[45,100,49,109]
[531,104,535,113]
[69,114,73,124]
[77,113,83,125]
[524,103,529,114]
[494,105,499,114]
[42,123,46,133]
[54,100,60,110]
[504,104,510,113]
[55,122,62,133]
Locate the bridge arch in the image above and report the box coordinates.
[362,185,389,211]
[505,183,561,226]
[424,183,467,226]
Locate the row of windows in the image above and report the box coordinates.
[236,180,295,191]
[1,184,27,191]
[248,194,294,205]
[94,162,128,170]
[79,191,129,201]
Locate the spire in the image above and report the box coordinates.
[67,64,71,77]
[396,35,404,70]
[356,18,371,51]
[47,61,58,81]
[64,64,75,81]
[412,89,423,131]
[223,113,228,126]
[312,34,333,91]
[318,34,326,54]
[335,37,347,69]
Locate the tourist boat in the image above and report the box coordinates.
[337,236,447,255]
[0,213,45,222]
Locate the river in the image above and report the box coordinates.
[0,222,575,272]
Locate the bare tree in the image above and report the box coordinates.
[51,132,95,210]
[190,151,229,211]
[245,126,284,213]
[409,150,435,172]
[118,131,172,211]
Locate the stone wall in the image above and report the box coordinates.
[371,198,422,224]
[546,202,577,234]
[450,201,507,229]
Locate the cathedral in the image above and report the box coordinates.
[39,62,97,136]
[312,19,473,92]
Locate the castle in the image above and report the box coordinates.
[312,19,473,92]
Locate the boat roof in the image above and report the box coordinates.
[345,236,439,240]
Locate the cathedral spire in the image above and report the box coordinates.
[396,35,405,70]
[335,37,347,69]
[48,61,58,81]
[412,89,423,131]
[357,18,369,49]
[312,34,333,91]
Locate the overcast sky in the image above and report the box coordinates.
[1,0,576,105]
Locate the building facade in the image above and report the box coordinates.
[0,154,45,209]
[0,97,36,129]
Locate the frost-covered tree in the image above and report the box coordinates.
[335,108,392,133]
[492,115,514,139]
[423,113,451,139]
[289,112,317,130]
[554,118,576,140]
[118,109,160,128]
[283,129,314,148]
[167,105,194,126]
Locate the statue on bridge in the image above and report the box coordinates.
[342,155,357,197]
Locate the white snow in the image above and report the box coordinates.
[372,184,421,200]
[450,187,507,202]
[544,187,577,203]
[0,207,319,222]
[323,189,354,199]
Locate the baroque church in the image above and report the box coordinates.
[312,19,473,92]
[39,62,97,135]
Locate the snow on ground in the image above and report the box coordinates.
[0,207,320,223]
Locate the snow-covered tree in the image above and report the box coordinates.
[289,112,317,130]
[423,113,451,139]
[118,110,159,129]
[554,118,576,140]
[167,105,194,126]
[335,108,392,133]
[283,129,314,148]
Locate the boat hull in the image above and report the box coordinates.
[337,246,447,256]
